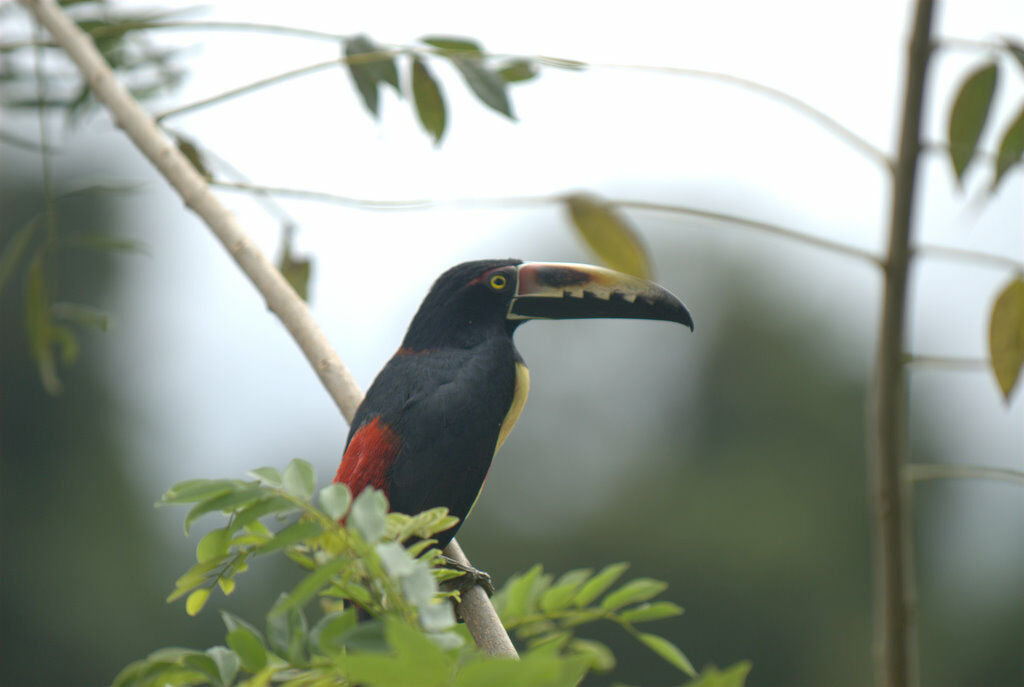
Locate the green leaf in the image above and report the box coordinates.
[412,57,447,145]
[226,626,266,673]
[255,520,323,554]
[196,527,231,563]
[217,576,236,595]
[497,563,543,621]
[989,277,1024,400]
[566,193,651,279]
[687,661,754,687]
[453,652,569,687]
[993,103,1024,191]
[948,62,999,184]
[421,36,483,55]
[618,600,684,623]
[0,216,41,299]
[175,135,212,181]
[25,254,61,395]
[168,559,225,601]
[206,646,239,687]
[539,569,591,613]
[319,482,351,520]
[497,59,539,84]
[247,467,282,487]
[600,577,668,611]
[310,608,358,654]
[282,458,316,501]
[181,652,222,685]
[185,486,265,534]
[270,555,349,616]
[344,35,400,118]
[230,495,296,532]
[637,632,696,677]
[50,302,109,331]
[573,561,629,608]
[350,487,388,543]
[385,619,450,682]
[186,588,211,616]
[452,57,515,119]
[277,225,312,302]
[161,479,239,505]
[568,638,616,673]
[266,595,308,665]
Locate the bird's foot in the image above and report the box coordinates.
[439,555,495,597]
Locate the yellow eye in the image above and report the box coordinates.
[489,274,508,290]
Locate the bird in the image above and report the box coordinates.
[334,259,692,563]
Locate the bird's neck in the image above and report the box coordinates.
[401,313,515,352]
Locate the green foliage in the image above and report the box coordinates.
[1,3,185,121]
[989,276,1024,401]
[113,461,734,687]
[565,193,653,279]
[340,33,534,146]
[491,562,695,678]
[947,62,999,184]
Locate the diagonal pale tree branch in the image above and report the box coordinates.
[18,0,517,658]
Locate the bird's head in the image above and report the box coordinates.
[401,259,694,350]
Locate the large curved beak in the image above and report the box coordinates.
[508,262,693,330]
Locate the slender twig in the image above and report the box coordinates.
[904,354,988,370]
[618,199,882,264]
[32,19,56,244]
[19,0,515,658]
[935,36,1010,54]
[154,59,340,121]
[870,3,934,686]
[211,180,882,265]
[905,463,1024,485]
[915,244,1024,272]
[578,63,893,171]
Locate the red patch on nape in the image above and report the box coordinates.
[334,417,401,499]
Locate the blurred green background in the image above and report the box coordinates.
[2,146,1020,687]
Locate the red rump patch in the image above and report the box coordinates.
[334,417,401,498]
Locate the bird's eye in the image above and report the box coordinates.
[489,274,508,290]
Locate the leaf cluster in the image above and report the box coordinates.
[113,460,744,687]
[1,187,145,394]
[944,42,1024,402]
[492,562,694,677]
[945,39,1024,191]
[343,34,540,145]
[1,1,186,122]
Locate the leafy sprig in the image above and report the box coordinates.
[112,460,745,687]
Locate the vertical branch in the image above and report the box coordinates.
[871,2,934,686]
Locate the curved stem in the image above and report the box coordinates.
[155,59,340,121]
[212,179,882,266]
[618,199,882,265]
[914,244,1024,272]
[905,463,1024,485]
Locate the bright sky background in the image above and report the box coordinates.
[9,0,1022,602]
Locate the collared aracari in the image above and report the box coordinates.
[334,259,692,552]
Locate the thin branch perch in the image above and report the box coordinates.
[18,0,516,658]
[870,2,934,686]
